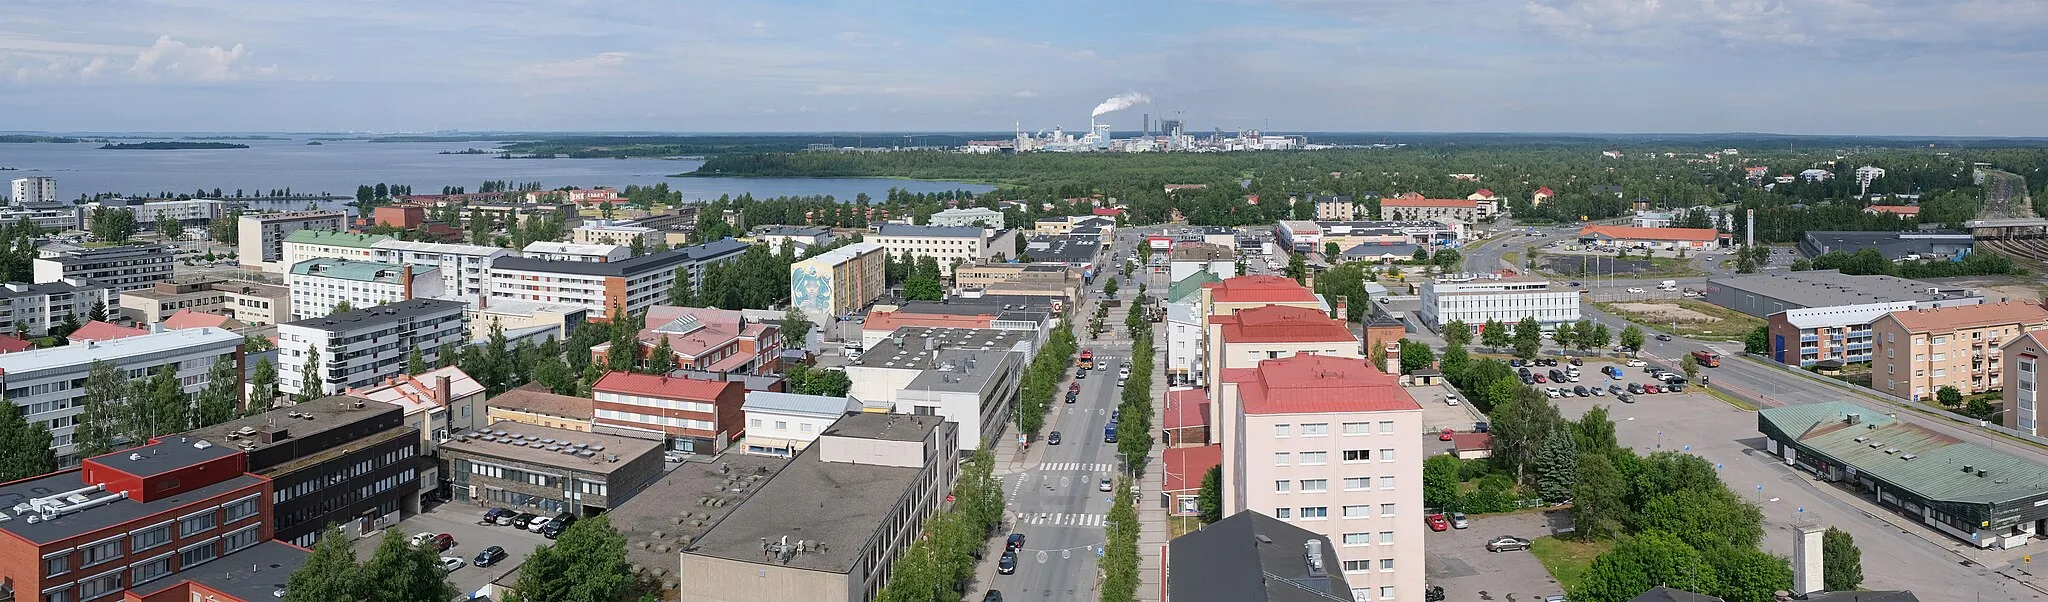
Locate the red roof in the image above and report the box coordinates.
[0,335,34,354]
[1229,354,1418,415]
[1203,275,1319,304]
[1451,432,1494,452]
[69,320,149,342]
[862,311,995,334]
[1880,300,2048,334]
[1164,444,1222,492]
[1380,197,1476,208]
[1164,388,1210,430]
[1092,207,1125,216]
[592,371,735,402]
[1534,186,1555,196]
[1865,205,1920,216]
[1473,188,1495,197]
[164,309,237,330]
[1211,305,1354,343]
[1578,225,1719,242]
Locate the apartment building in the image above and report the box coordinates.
[1169,511,1358,602]
[740,391,860,457]
[2,202,84,232]
[574,219,665,249]
[33,243,175,292]
[0,327,243,461]
[79,198,226,231]
[492,238,747,315]
[1765,302,1916,367]
[349,365,486,477]
[1313,195,1356,221]
[790,241,888,326]
[869,224,1017,276]
[523,241,630,263]
[186,396,424,547]
[2002,332,2048,436]
[1217,354,1423,602]
[237,211,346,272]
[10,175,56,204]
[1199,275,1328,318]
[276,298,468,397]
[1204,305,1363,439]
[596,305,781,374]
[469,201,578,228]
[752,226,834,254]
[0,279,116,336]
[592,371,746,455]
[1170,243,1236,283]
[1871,301,2048,402]
[282,230,391,268]
[370,239,512,300]
[1380,195,1493,222]
[928,207,1006,229]
[465,298,586,343]
[442,420,665,517]
[1419,277,1580,332]
[286,258,444,320]
[120,279,290,326]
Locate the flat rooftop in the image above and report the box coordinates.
[822,411,945,442]
[904,349,1019,393]
[1707,269,1972,308]
[281,298,467,331]
[0,468,264,545]
[496,238,746,276]
[686,419,936,573]
[855,326,1030,368]
[1802,230,1973,259]
[892,298,1059,317]
[187,396,398,455]
[129,541,307,601]
[1022,236,1100,264]
[874,223,984,238]
[606,454,790,576]
[0,327,241,375]
[442,420,659,475]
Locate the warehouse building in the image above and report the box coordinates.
[1800,230,1974,261]
[1704,270,1980,319]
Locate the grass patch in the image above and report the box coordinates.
[1704,387,1760,411]
[1502,252,1522,268]
[1169,516,1203,539]
[1529,536,1611,594]
[1592,299,1764,342]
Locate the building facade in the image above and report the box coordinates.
[1764,302,1915,367]
[591,372,747,455]
[237,211,347,272]
[1576,225,1722,250]
[465,299,586,343]
[2002,332,2048,436]
[1313,195,1357,221]
[33,244,175,292]
[869,224,1015,276]
[928,207,1006,229]
[286,258,444,320]
[522,241,630,263]
[0,327,244,461]
[1380,196,1492,222]
[442,421,666,517]
[10,176,56,204]
[573,219,665,249]
[281,230,390,267]
[119,279,290,326]
[740,391,859,457]
[370,239,513,300]
[1204,305,1363,438]
[490,238,747,315]
[1418,278,1580,332]
[790,242,888,326]
[1871,301,2048,402]
[0,279,117,336]
[276,298,468,397]
[187,396,424,547]
[753,226,834,253]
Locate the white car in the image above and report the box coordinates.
[1445,394,1461,406]
[1625,359,1647,367]
[439,557,465,572]
[1626,287,1646,293]
[410,532,437,548]
[1544,388,1561,398]
[527,516,552,532]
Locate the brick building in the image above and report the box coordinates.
[185,396,425,548]
[591,371,746,456]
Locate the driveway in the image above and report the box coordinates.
[1425,511,1570,601]
[354,504,556,600]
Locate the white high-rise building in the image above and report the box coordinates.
[277,298,468,397]
[0,327,244,462]
[371,239,512,300]
[10,177,56,205]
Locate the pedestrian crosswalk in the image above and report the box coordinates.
[1016,512,1108,527]
[1038,462,1113,472]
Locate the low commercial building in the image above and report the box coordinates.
[1170,243,1236,282]
[33,243,175,291]
[281,230,391,267]
[2,202,84,232]
[858,305,1051,351]
[187,395,425,547]
[592,371,747,455]
[443,420,666,516]
[1168,510,1358,602]
[287,258,444,320]
[1765,302,1915,367]
[574,219,665,248]
[491,238,748,315]
[869,224,1018,275]
[1163,441,1221,515]
[845,327,1028,449]
[0,327,243,461]
[741,391,861,457]
[1705,270,1981,319]
[465,298,587,343]
[928,207,1006,229]
[483,385,596,431]
[0,279,116,336]
[1871,301,2048,401]
[603,454,788,598]
[1419,277,1579,332]
[119,278,290,326]
[791,241,888,326]
[276,298,468,397]
[1019,235,1100,268]
[1576,225,1724,250]
[952,262,1085,301]
[470,201,579,228]
[1273,220,1457,254]
[370,239,513,300]
[522,241,630,263]
[238,210,347,272]
[678,412,958,602]
[753,225,835,253]
[1759,402,2048,549]
[1800,230,1973,261]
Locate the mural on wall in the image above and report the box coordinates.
[792,265,831,315]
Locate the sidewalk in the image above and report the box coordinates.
[1136,319,1168,602]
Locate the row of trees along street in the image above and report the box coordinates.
[1015,319,1079,436]
[873,451,1006,602]
[1101,296,1158,602]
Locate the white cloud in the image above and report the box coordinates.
[516,52,631,79]
[1,34,275,82]
[127,35,273,82]
[1015,90,1039,98]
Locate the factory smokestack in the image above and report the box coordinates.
[1091,92,1151,118]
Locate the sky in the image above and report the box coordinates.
[3,0,2047,136]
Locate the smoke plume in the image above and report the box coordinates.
[1091,92,1151,118]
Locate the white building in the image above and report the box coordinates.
[521,241,630,263]
[573,219,665,249]
[1165,301,1202,386]
[277,298,468,397]
[739,391,861,457]
[9,177,56,205]
[78,198,226,232]
[1418,277,1580,332]
[753,226,835,254]
[286,258,445,320]
[0,203,82,232]
[490,238,748,316]
[0,279,118,336]
[928,207,1006,229]
[1168,244,1236,283]
[1800,168,1835,183]
[33,243,175,292]
[1856,166,1887,191]
[282,230,391,267]
[239,211,347,272]
[843,327,1030,450]
[0,327,243,461]
[370,239,512,300]
[869,224,1017,276]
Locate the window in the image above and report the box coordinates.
[1342,560,1370,572]
[1343,449,1370,462]
[1343,422,1369,435]
[77,571,121,600]
[1343,505,1370,518]
[179,510,216,537]
[131,555,172,585]
[1381,587,1395,600]
[1379,421,1395,434]
[1380,558,1395,571]
[1301,423,1329,436]
[1344,477,1371,490]
[45,553,68,577]
[223,496,259,522]
[1299,506,1328,519]
[1300,479,1327,493]
[750,418,762,427]
[131,523,172,551]
[1275,424,1291,437]
[179,539,219,568]
[1275,508,1292,519]
[1379,448,1395,462]
[1299,451,1328,465]
[1380,503,1396,516]
[223,525,260,553]
[1379,531,1394,544]
[44,588,71,602]
[1275,480,1291,493]
[80,538,121,567]
[1933,353,1945,362]
[1274,452,1290,466]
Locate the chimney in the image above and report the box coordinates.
[402,264,414,299]
[1383,341,1400,375]
[1792,524,1823,596]
[436,374,452,406]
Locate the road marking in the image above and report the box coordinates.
[1039,462,1113,472]
[1017,513,1107,527]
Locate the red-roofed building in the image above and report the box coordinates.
[591,306,781,375]
[1865,205,1921,217]
[1218,354,1421,595]
[1203,306,1362,437]
[1199,275,1325,317]
[68,320,149,343]
[0,334,34,354]
[861,310,997,349]
[1467,189,1498,201]
[592,371,746,455]
[1873,301,2048,401]
[164,308,245,331]
[1164,387,1211,447]
[1382,194,1497,221]
[1450,432,1495,460]
[1092,207,1125,217]
[1532,186,1556,206]
[1577,225,1726,250]
[1164,444,1221,516]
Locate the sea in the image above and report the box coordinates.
[0,139,993,207]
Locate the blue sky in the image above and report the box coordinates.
[3,0,2046,135]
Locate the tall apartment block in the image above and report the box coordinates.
[237,211,346,273]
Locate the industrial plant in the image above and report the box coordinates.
[963,93,1309,154]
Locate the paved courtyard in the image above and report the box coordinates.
[1424,511,1570,601]
[354,503,555,600]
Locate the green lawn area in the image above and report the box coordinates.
[1169,516,1203,539]
[1593,299,1764,342]
[1529,536,1612,594]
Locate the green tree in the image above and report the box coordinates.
[0,404,55,481]
[1681,353,1700,382]
[1514,316,1543,359]
[405,343,427,376]
[156,210,185,240]
[1574,532,1720,602]
[1433,248,1463,271]
[359,528,457,602]
[1411,246,1429,262]
[1588,323,1612,350]
[1491,386,1562,483]
[1552,322,1577,349]
[137,367,189,437]
[645,336,677,375]
[88,206,137,243]
[297,346,322,403]
[903,276,944,301]
[1570,319,1597,351]
[666,266,697,306]
[1570,452,1630,540]
[1439,345,1472,382]
[505,515,635,602]
[1398,339,1435,374]
[1636,488,1765,551]
[87,300,107,323]
[1936,385,1963,408]
[196,354,242,427]
[1744,325,1770,355]
[781,306,814,350]
[1574,405,1618,455]
[1423,454,1463,511]
[245,333,275,352]
[329,300,354,316]
[1103,277,1120,299]
[1705,544,1794,602]
[283,525,361,602]
[250,358,279,414]
[1534,424,1579,503]
[1619,324,1646,350]
[1196,465,1223,523]
[533,354,579,395]
[74,360,127,458]
[1822,527,1863,591]
[1443,320,1471,348]
[1285,252,1306,284]
[1480,318,1510,349]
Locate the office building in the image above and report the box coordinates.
[442,420,666,516]
[186,396,424,547]
[1017,236,1100,268]
[286,258,444,320]
[859,305,1053,351]
[483,385,596,432]
[954,263,1085,301]
[1705,270,1982,319]
[0,279,116,336]
[119,279,290,326]
[0,438,280,602]
[491,238,748,315]
[281,230,390,267]
[2,202,84,232]
[1871,301,2048,401]
[753,226,835,254]
[237,211,347,272]
[1760,402,2048,549]
[1418,277,1579,332]
[740,391,861,457]
[678,412,958,602]
[1765,302,1915,367]
[869,224,1017,276]
[0,327,243,461]
[1216,354,1423,601]
[33,243,175,292]
[522,241,630,263]
[574,219,665,249]
[1312,195,1356,221]
[370,239,512,299]
[77,198,227,232]
[1204,305,1362,435]
[465,298,586,343]
[1168,510,1358,602]
[10,176,56,204]
[844,327,1028,450]
[1170,243,1236,282]
[1799,230,1973,261]
[1576,225,1723,250]
[791,241,888,326]
[591,371,746,455]
[928,207,1006,229]
[276,298,468,397]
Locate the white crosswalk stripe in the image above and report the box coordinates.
[1016,513,1107,527]
[1037,462,1113,472]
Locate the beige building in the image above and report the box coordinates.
[238,211,347,272]
[465,299,587,342]
[790,242,888,326]
[1872,301,2048,402]
[869,224,1018,276]
[1205,305,1363,440]
[282,230,391,268]
[573,219,665,249]
[953,263,1083,299]
[119,278,291,326]
[483,385,596,432]
[1312,195,1356,221]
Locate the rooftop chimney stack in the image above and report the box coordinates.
[1792,523,1823,596]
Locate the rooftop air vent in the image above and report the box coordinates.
[1901,454,1916,461]
[1853,436,1868,443]
[1884,448,1898,454]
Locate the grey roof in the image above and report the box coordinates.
[895,298,1061,317]
[1073,217,1114,228]
[0,468,266,544]
[128,541,308,601]
[1167,511,1354,602]
[492,237,747,277]
[606,453,788,577]
[1628,587,1727,602]
[97,436,242,477]
[280,297,466,331]
[1801,230,1973,260]
[1023,235,1100,265]
[754,225,830,237]
[1343,242,1422,258]
[1761,402,2048,505]
[744,391,860,417]
[822,411,945,442]
[1707,270,1972,309]
[874,223,984,238]
[441,420,661,476]
[0,279,109,298]
[856,327,1032,369]
[905,349,1020,393]
[0,327,242,376]
[187,396,399,456]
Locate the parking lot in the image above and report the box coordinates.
[1424,510,1571,601]
[354,503,556,600]
[1513,357,1690,405]
[1411,383,1485,433]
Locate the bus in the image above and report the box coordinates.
[1079,350,1095,370]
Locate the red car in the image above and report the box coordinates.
[1534,374,1547,383]
[433,533,455,551]
[1427,514,1450,532]
[1439,428,1455,441]
[1644,384,1661,394]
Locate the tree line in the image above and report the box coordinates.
[874,451,1006,601]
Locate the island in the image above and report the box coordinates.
[100,142,250,150]
[306,141,324,145]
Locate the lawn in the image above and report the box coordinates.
[1169,516,1203,539]
[1529,536,1612,594]
[1703,387,1760,412]
[1593,299,1765,342]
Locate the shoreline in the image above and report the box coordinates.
[667,172,1008,187]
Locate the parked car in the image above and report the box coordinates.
[1048,431,1063,445]
[1473,421,1490,433]
[541,513,576,539]
[1426,585,1447,602]
[1066,390,1078,404]
[1007,533,1027,552]
[1099,477,1114,492]
[1510,359,1525,367]
[998,551,1018,574]
[1626,383,1643,394]
[527,515,553,532]
[1617,393,1634,404]
[984,591,1005,602]
[1119,365,1132,378]
[1486,536,1532,552]
[1440,428,1456,441]
[1569,357,1583,366]
[1626,287,1646,293]
[1656,333,1673,341]
[1076,369,1087,379]
[410,532,437,548]
[509,512,537,528]
[1548,369,1563,381]
[432,533,455,551]
[1661,374,1688,384]
[1590,387,1606,396]
[1533,374,1547,384]
[473,546,507,567]
[1451,512,1470,529]
[1517,367,1532,377]
[481,508,513,525]
[439,557,465,572]
[1427,514,1450,532]
[1544,388,1561,398]
[1608,384,1624,395]
[1644,384,1661,394]
[1625,359,1647,367]
[1667,382,1687,393]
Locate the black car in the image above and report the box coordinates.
[1656,333,1673,341]
[1548,369,1564,382]
[1006,533,1026,552]
[1517,367,1531,377]
[1520,375,1535,385]
[473,546,507,567]
[481,508,513,525]
[541,513,576,539]
[1076,369,1087,379]
[1661,374,1688,384]
[984,591,1004,602]
[1047,431,1062,445]
[998,551,1018,574]
[1472,421,1490,433]
[1573,385,1589,397]
[1066,390,1078,404]
[1626,383,1643,394]
[1667,382,1686,393]
[511,512,538,528]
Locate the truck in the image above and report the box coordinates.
[1690,349,1721,367]
[1079,350,1095,370]
[1659,280,1678,291]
